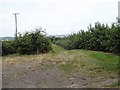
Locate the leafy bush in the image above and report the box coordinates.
[2,40,16,56]
[54,22,119,54]
[2,28,52,55]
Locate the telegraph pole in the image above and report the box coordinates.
[118,1,120,23]
[13,13,19,39]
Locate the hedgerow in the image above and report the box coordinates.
[2,28,51,56]
[55,22,120,54]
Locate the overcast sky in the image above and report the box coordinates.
[0,0,119,37]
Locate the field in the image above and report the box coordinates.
[2,44,119,88]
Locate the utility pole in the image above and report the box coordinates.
[13,13,19,39]
[118,1,120,23]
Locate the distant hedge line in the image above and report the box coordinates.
[55,22,120,54]
[2,29,51,56]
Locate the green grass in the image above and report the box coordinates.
[56,50,119,81]
[111,82,120,87]
[89,51,119,72]
[51,44,65,53]
[105,82,120,87]
[90,51,118,61]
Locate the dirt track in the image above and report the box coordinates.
[2,51,118,88]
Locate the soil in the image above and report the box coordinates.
[2,54,118,88]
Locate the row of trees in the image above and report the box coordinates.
[1,21,120,56]
[54,22,120,54]
[2,28,52,56]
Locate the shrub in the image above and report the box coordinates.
[2,28,52,55]
[16,29,51,55]
[54,22,119,54]
[2,40,16,56]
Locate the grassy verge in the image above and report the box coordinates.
[58,49,119,82]
[89,51,119,72]
[51,44,65,54]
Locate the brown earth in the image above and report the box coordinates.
[2,49,118,88]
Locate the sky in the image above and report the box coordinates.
[0,0,119,37]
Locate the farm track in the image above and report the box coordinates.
[2,44,118,88]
